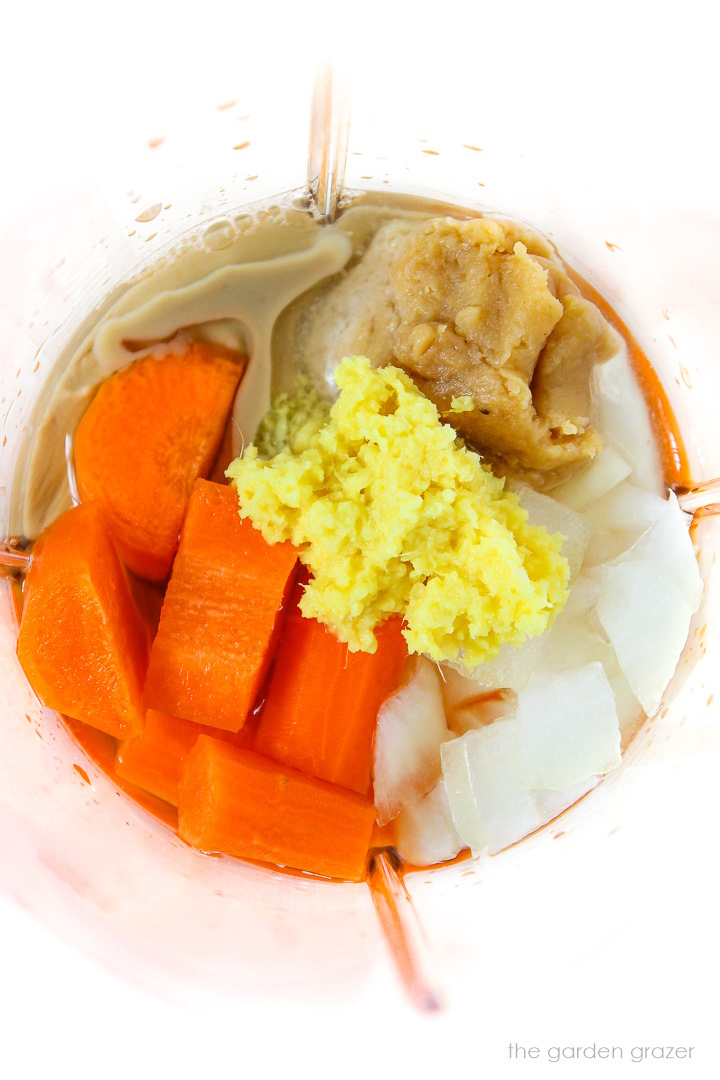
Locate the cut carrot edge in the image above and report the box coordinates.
[254,600,407,794]
[143,480,298,731]
[116,708,257,806]
[17,502,148,739]
[178,737,376,881]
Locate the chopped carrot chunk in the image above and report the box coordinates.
[178,737,376,881]
[116,709,255,806]
[17,503,148,738]
[144,480,297,731]
[74,342,246,582]
[254,590,407,793]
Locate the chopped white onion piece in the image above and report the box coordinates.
[440,716,610,860]
[394,781,465,866]
[603,653,645,743]
[595,492,702,716]
[597,561,694,716]
[373,657,449,826]
[534,775,601,824]
[526,576,644,738]
[515,663,621,791]
[616,493,702,610]
[511,481,594,580]
[551,446,631,511]
[534,573,606,674]
[441,722,543,855]
[592,351,664,494]
[582,480,669,567]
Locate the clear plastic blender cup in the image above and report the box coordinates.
[1,8,719,1041]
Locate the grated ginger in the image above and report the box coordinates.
[227,356,569,668]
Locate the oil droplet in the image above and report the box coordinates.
[148,136,164,149]
[680,363,692,388]
[203,219,235,250]
[233,140,250,150]
[462,143,483,152]
[605,240,620,252]
[421,149,439,156]
[135,203,162,223]
[217,99,236,111]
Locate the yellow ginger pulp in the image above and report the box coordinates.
[227,357,569,667]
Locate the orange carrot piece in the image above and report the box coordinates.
[17,503,148,738]
[254,594,407,794]
[116,708,255,806]
[144,480,297,732]
[74,342,246,583]
[178,737,376,881]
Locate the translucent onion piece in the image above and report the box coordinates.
[615,493,702,610]
[597,561,694,716]
[582,480,669,567]
[373,658,449,826]
[534,775,601,824]
[515,663,621,791]
[441,719,607,859]
[441,722,542,855]
[551,445,631,512]
[394,781,464,866]
[591,351,664,494]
